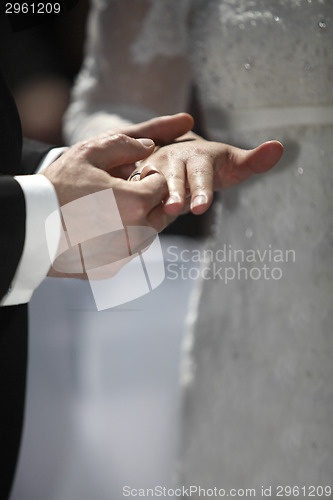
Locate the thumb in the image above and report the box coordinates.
[238,140,284,174]
[93,134,155,171]
[217,140,284,189]
[122,113,195,145]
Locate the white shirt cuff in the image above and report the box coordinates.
[0,148,65,306]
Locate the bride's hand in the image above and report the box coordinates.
[104,113,194,179]
[136,133,284,215]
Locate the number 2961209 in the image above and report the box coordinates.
[5,3,61,14]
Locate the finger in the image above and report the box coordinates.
[216,140,284,189]
[85,134,155,170]
[163,159,187,215]
[121,113,194,145]
[112,173,168,227]
[186,158,214,215]
[138,171,169,210]
[241,140,284,174]
[140,161,187,216]
[110,164,138,179]
[139,164,161,178]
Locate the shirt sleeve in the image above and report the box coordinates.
[0,148,65,306]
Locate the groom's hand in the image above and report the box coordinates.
[41,132,174,278]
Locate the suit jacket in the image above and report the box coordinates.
[0,66,52,499]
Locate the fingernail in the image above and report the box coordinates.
[137,138,154,148]
[165,194,182,206]
[191,194,207,209]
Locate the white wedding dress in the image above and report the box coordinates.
[177,1,333,491]
[63,0,333,494]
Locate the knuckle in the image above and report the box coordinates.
[156,150,171,162]
[101,133,131,149]
[76,139,91,152]
[167,170,185,181]
[111,133,128,142]
[76,139,99,157]
[189,165,205,177]
[192,146,206,156]
[189,161,214,178]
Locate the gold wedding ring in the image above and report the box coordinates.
[128,170,141,182]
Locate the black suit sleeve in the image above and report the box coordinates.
[0,140,54,302]
[0,175,27,500]
[0,137,53,303]
[21,138,54,175]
